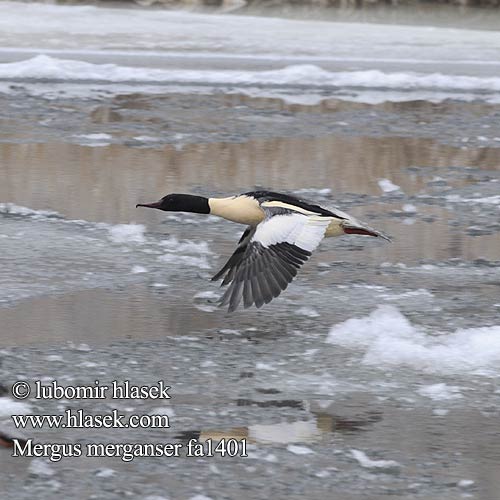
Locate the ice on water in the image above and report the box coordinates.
[326,305,500,375]
[0,205,214,304]
[108,224,146,244]
[2,55,500,104]
[1,2,500,104]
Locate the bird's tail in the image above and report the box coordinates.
[341,219,392,242]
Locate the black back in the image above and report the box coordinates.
[244,190,343,219]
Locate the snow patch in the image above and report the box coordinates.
[326,305,500,375]
[3,56,500,96]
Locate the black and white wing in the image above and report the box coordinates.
[212,206,331,312]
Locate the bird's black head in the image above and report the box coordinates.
[136,193,210,214]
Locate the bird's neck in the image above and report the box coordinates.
[175,194,210,214]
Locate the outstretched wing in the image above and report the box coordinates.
[212,206,331,312]
[211,225,255,285]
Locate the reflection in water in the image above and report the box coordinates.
[0,138,499,223]
[1,137,499,267]
[0,429,26,449]
[176,403,382,444]
[0,287,222,345]
[236,398,305,409]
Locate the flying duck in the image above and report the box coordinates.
[137,190,390,312]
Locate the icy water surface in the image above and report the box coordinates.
[1,3,500,499]
[1,95,500,498]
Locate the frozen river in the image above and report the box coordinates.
[0,2,499,499]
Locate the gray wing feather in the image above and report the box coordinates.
[218,241,311,312]
[212,205,327,312]
[211,226,255,284]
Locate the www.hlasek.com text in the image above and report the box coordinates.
[12,408,170,429]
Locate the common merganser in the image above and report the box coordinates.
[137,190,390,312]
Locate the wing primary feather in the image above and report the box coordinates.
[212,226,254,283]
[250,276,265,308]
[243,278,253,309]
[228,281,244,313]
[256,271,274,304]
[264,268,282,298]
[215,205,331,312]
[272,253,297,282]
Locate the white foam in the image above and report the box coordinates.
[326,305,500,375]
[157,253,210,270]
[3,55,500,96]
[108,224,146,244]
[160,236,212,255]
[0,202,60,218]
[156,236,212,269]
[417,383,463,401]
[351,449,400,470]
